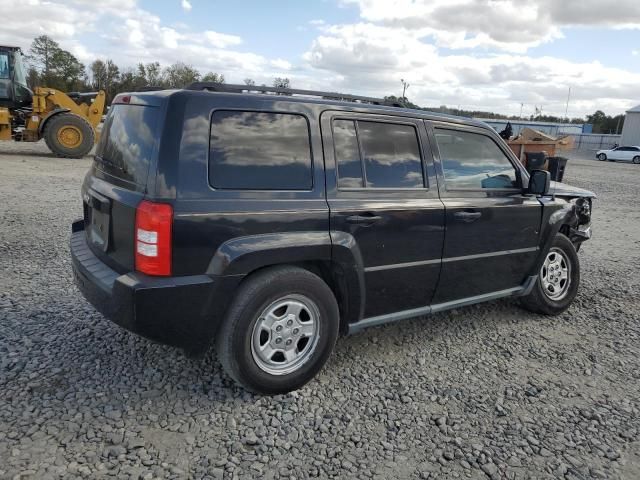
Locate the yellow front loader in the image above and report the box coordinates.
[0,46,105,158]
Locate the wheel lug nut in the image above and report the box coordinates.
[293,328,299,335]
[276,325,283,332]
[287,320,293,326]
[275,338,282,344]
[286,339,292,345]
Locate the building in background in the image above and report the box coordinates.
[475,119,592,137]
[620,105,640,146]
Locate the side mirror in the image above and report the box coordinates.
[528,169,550,195]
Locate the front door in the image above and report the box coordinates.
[427,123,542,305]
[321,112,445,319]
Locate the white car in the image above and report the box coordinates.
[596,146,640,163]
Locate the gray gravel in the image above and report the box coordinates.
[1,141,640,479]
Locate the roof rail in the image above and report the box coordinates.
[185,82,402,107]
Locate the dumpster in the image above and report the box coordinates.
[547,156,568,182]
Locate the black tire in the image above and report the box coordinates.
[215,266,339,394]
[43,113,95,158]
[633,156,640,165]
[597,153,607,161]
[521,233,580,315]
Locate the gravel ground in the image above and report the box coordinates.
[1,141,639,480]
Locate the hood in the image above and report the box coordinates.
[549,181,596,198]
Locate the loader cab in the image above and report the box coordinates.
[0,46,32,109]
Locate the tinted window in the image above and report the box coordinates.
[333,120,363,188]
[435,129,518,189]
[359,121,424,188]
[95,105,159,187]
[209,111,312,190]
[0,53,9,79]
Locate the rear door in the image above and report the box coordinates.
[427,122,542,304]
[82,96,163,272]
[619,147,637,162]
[321,111,445,319]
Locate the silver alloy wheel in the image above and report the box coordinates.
[540,248,571,301]
[633,156,640,164]
[251,294,320,375]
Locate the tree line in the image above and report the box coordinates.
[25,35,290,104]
[24,35,626,132]
[385,97,625,134]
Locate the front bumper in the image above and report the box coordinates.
[70,222,241,355]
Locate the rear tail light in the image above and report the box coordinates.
[113,94,131,104]
[135,200,172,276]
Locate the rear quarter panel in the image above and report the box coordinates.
[160,92,330,276]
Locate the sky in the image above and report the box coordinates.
[1,0,639,117]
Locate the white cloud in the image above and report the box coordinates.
[341,0,640,52]
[2,0,639,117]
[181,0,192,12]
[303,22,640,116]
[271,58,292,71]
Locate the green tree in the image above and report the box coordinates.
[104,60,120,98]
[53,49,85,91]
[28,35,60,86]
[90,60,106,90]
[138,62,164,87]
[273,77,290,89]
[202,72,225,83]
[164,62,200,88]
[26,66,39,90]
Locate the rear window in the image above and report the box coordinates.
[94,105,159,186]
[209,111,312,190]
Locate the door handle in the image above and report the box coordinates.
[345,214,383,225]
[454,211,482,223]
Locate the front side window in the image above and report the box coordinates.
[209,111,312,190]
[434,129,518,190]
[333,119,424,189]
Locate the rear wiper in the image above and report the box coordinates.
[95,155,128,174]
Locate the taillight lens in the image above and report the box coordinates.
[135,200,172,276]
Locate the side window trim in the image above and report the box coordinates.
[207,108,314,192]
[429,122,525,193]
[353,120,368,188]
[331,115,429,191]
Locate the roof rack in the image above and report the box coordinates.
[186,82,402,107]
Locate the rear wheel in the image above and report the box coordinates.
[216,266,339,394]
[597,153,607,161]
[633,156,640,164]
[43,113,95,158]
[521,234,580,315]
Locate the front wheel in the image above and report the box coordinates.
[216,266,339,394]
[521,234,580,315]
[633,156,640,164]
[597,153,607,161]
[43,113,95,158]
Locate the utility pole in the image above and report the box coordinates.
[519,103,523,119]
[401,79,410,100]
[564,86,571,120]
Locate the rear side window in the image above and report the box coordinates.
[333,119,424,189]
[209,111,312,190]
[434,129,518,190]
[95,105,159,187]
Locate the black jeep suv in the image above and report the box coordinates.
[71,84,594,393]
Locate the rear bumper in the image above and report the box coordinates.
[70,221,241,355]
